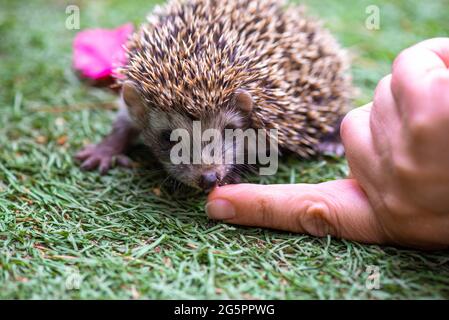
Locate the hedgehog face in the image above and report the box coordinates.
[123,82,255,191]
[144,107,252,191]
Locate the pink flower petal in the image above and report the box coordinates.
[73,23,134,80]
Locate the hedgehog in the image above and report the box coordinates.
[76,0,352,191]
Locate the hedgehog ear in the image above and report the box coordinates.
[122,81,146,119]
[233,89,253,114]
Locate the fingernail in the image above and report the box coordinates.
[205,199,236,220]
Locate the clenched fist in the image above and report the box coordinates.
[206,38,449,249]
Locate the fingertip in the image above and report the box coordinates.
[207,183,259,201]
[340,105,370,144]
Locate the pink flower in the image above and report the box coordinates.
[73,23,134,80]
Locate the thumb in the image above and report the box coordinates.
[206,179,386,244]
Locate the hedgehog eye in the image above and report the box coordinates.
[160,129,172,143]
[224,123,238,130]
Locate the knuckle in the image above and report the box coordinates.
[407,114,434,140]
[429,68,449,85]
[391,152,417,180]
[405,71,449,138]
[339,109,357,142]
[391,48,416,94]
[373,75,392,105]
[381,193,408,219]
[340,106,370,145]
[392,47,413,75]
[428,70,449,105]
[296,198,340,238]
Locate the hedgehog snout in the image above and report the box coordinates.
[198,171,219,191]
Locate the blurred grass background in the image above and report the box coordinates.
[0,0,448,299]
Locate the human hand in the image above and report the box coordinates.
[206,38,449,249]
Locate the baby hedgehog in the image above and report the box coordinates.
[76,0,352,191]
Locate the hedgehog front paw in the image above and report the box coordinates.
[75,144,133,175]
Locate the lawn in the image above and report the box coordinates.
[1,0,449,299]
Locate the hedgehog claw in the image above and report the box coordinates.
[76,144,133,174]
[318,141,345,157]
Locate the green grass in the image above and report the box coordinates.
[1,0,449,299]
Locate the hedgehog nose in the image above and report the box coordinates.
[199,171,219,191]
